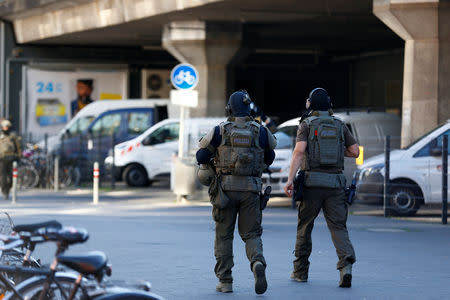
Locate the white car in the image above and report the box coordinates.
[108,117,224,187]
[263,111,401,194]
[356,120,450,216]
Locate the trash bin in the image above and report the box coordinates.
[173,156,198,199]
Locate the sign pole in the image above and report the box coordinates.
[442,135,448,225]
[178,106,186,159]
[170,63,199,202]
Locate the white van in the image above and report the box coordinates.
[262,111,401,194]
[40,99,174,153]
[356,120,450,216]
[108,117,224,186]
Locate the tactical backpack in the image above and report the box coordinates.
[0,133,18,158]
[215,120,265,179]
[304,112,345,171]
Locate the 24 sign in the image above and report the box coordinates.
[36,81,62,93]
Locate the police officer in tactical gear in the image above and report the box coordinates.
[284,88,360,288]
[0,120,21,200]
[196,90,277,294]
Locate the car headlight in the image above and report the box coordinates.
[359,163,384,181]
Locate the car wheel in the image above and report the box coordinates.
[123,164,148,187]
[388,184,422,216]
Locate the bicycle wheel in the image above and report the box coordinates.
[49,165,81,188]
[0,248,41,288]
[18,163,39,189]
[4,274,84,300]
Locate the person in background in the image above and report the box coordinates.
[249,102,277,133]
[0,119,21,200]
[71,79,94,117]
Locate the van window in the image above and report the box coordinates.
[274,131,295,149]
[143,123,179,146]
[277,125,298,138]
[404,125,443,149]
[128,112,151,134]
[436,130,450,153]
[414,129,450,157]
[91,113,122,135]
[67,116,95,135]
[355,123,380,144]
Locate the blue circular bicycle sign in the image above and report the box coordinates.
[170,63,199,90]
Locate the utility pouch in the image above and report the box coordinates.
[304,171,347,189]
[209,175,230,209]
[220,175,262,192]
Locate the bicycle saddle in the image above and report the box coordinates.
[38,226,89,244]
[13,220,62,233]
[58,251,107,276]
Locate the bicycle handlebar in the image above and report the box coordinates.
[0,239,24,250]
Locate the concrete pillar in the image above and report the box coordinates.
[163,21,241,117]
[374,0,449,147]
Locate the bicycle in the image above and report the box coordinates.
[0,222,164,300]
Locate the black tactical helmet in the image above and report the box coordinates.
[307,88,331,111]
[226,90,252,117]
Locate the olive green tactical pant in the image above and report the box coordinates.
[212,191,266,283]
[0,159,13,197]
[293,187,356,278]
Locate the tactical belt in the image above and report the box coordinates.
[304,171,346,189]
[221,175,262,192]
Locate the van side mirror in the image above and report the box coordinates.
[430,147,442,156]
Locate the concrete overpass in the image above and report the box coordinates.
[0,0,448,146]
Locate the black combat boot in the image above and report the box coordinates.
[216,282,232,293]
[290,272,307,282]
[252,261,267,294]
[339,264,352,288]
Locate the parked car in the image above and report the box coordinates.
[37,100,174,180]
[356,120,450,216]
[39,99,174,154]
[106,117,224,187]
[262,111,401,194]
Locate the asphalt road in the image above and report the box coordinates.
[1,187,450,299]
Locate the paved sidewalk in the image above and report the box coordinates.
[1,187,450,299]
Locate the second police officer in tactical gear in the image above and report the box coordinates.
[196,90,277,295]
[284,88,360,288]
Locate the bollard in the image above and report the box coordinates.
[442,135,448,225]
[383,135,390,217]
[54,156,59,192]
[93,162,99,204]
[12,161,18,204]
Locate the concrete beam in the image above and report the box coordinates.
[373,0,449,147]
[12,0,223,43]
